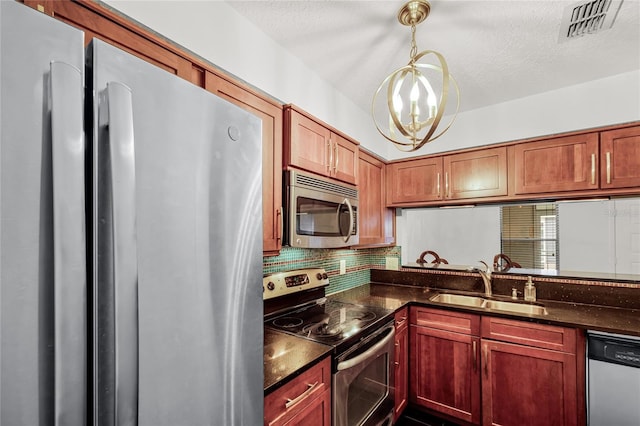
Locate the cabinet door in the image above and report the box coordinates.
[206,73,283,255]
[481,339,577,426]
[44,1,193,79]
[332,132,358,185]
[410,326,481,424]
[394,308,409,421]
[600,125,640,189]
[444,147,507,200]
[357,151,395,247]
[513,133,599,194]
[285,109,332,177]
[387,157,443,205]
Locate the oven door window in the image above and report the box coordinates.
[296,197,353,237]
[346,353,388,425]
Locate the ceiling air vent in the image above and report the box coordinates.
[559,0,624,42]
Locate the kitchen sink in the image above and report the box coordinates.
[484,300,548,315]
[429,293,486,307]
[429,293,548,315]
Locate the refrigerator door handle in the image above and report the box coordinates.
[106,81,139,426]
[50,61,87,426]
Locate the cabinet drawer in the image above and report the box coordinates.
[411,306,480,336]
[264,356,331,426]
[481,317,577,353]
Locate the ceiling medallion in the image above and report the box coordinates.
[372,0,459,152]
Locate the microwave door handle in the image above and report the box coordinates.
[342,198,354,243]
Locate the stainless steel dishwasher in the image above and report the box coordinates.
[587,331,640,426]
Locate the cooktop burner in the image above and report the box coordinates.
[266,299,390,346]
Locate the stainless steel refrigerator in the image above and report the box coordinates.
[0,2,263,425]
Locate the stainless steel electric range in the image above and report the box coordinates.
[264,268,395,426]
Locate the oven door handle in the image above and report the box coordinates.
[337,325,395,371]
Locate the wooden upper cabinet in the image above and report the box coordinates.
[205,72,283,256]
[444,147,507,200]
[512,133,599,195]
[39,1,193,79]
[332,133,358,185]
[286,108,332,177]
[356,151,394,247]
[386,157,443,205]
[600,125,640,190]
[387,147,507,206]
[284,106,358,185]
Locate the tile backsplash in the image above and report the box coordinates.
[263,246,401,294]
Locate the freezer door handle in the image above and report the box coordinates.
[50,61,87,426]
[106,81,140,426]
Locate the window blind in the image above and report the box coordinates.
[500,203,559,270]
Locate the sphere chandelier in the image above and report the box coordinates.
[372,0,459,152]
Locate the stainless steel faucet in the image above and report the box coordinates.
[476,260,492,298]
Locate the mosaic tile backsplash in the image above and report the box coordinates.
[263,246,401,295]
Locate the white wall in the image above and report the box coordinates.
[102,1,639,162]
[102,0,389,156]
[386,70,640,160]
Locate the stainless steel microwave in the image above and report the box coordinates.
[284,170,358,248]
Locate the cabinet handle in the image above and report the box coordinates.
[328,139,334,175]
[326,141,331,173]
[285,381,319,409]
[334,141,339,173]
[276,206,283,242]
[445,172,449,198]
[591,153,596,185]
[396,317,407,328]
[606,151,611,184]
[472,341,477,372]
[437,173,441,197]
[483,343,488,379]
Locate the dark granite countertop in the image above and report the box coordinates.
[264,279,640,394]
[263,327,332,394]
[330,283,640,338]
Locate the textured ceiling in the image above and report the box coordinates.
[226,0,640,115]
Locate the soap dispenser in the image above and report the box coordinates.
[524,276,536,302]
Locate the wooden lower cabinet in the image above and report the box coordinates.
[394,307,409,421]
[410,307,585,426]
[481,339,577,426]
[410,307,481,424]
[264,357,331,426]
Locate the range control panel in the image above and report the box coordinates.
[263,268,329,300]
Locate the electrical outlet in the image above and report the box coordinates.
[339,259,346,275]
[385,257,399,270]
